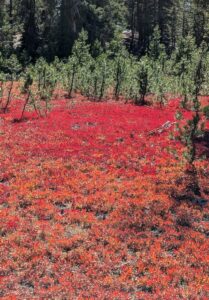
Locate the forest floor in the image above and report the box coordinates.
[0,96,209,299]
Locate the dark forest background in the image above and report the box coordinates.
[0,0,209,61]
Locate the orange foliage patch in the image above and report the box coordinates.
[0,97,208,299]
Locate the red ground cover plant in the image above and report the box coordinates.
[0,97,208,299]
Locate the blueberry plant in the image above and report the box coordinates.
[173,42,207,196]
[32,58,57,115]
[0,54,22,113]
[148,27,168,107]
[0,53,5,108]
[123,54,151,105]
[63,30,92,98]
[91,52,111,100]
[109,36,129,100]
[171,36,198,109]
[18,72,33,121]
[175,46,207,162]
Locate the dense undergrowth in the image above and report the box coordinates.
[0,95,208,299]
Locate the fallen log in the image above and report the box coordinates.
[147,121,176,136]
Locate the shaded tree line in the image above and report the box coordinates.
[127,0,209,54]
[0,0,126,60]
[0,0,208,61]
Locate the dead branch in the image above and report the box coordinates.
[147,121,176,136]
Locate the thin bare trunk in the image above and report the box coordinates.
[19,91,30,121]
[3,80,14,113]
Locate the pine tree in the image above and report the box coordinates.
[20,0,39,59]
[58,0,81,57]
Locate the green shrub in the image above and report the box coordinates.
[203,105,209,119]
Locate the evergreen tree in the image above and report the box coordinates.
[0,0,208,60]
[58,0,81,58]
